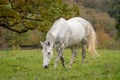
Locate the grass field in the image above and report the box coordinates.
[0,49,120,80]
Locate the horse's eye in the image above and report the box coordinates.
[48,52,50,55]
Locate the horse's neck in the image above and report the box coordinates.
[46,18,69,47]
[46,33,55,47]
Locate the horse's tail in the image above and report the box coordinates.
[87,23,99,56]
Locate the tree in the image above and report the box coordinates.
[0,0,80,48]
[109,2,120,38]
[0,0,80,34]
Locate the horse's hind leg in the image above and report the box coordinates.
[68,48,76,68]
[81,40,86,64]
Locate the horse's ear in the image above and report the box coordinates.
[48,41,50,46]
[40,41,44,46]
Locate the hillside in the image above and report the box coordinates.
[65,0,119,49]
[0,0,120,49]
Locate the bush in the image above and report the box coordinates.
[109,39,120,49]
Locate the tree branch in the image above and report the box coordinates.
[0,16,15,18]
[21,16,43,21]
[0,16,43,22]
[0,19,36,34]
[0,0,43,34]
[0,24,35,34]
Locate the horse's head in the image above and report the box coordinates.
[41,41,53,69]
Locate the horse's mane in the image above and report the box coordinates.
[46,18,67,40]
[48,18,66,33]
[53,17,66,26]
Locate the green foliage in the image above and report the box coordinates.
[109,2,120,38]
[109,39,120,49]
[0,0,80,34]
[0,0,80,48]
[0,49,120,80]
[37,0,80,34]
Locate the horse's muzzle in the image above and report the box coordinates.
[44,65,49,69]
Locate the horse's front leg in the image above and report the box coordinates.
[68,48,76,68]
[60,54,65,68]
[54,44,65,68]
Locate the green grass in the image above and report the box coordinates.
[0,49,120,80]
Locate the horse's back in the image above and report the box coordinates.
[67,17,89,27]
[67,17,86,34]
[65,17,88,46]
